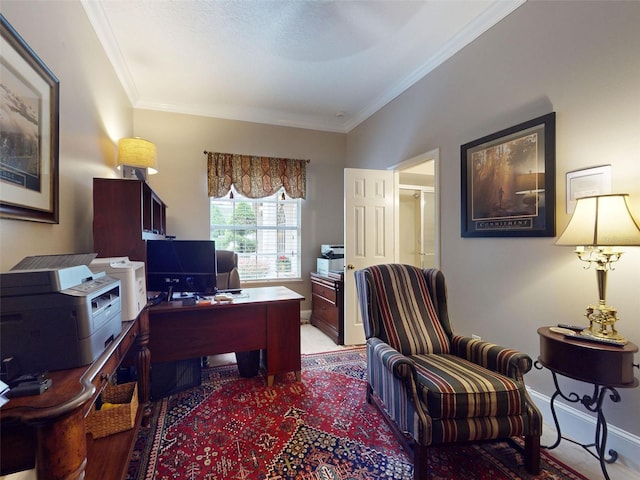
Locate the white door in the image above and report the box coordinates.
[343,168,395,345]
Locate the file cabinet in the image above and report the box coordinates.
[310,271,344,345]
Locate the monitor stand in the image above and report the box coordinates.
[166,286,174,303]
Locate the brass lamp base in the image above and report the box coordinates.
[582,303,627,342]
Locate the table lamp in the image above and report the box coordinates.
[556,193,640,342]
[117,137,157,180]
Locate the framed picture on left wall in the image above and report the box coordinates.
[0,15,59,223]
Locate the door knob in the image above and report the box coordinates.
[347,264,355,270]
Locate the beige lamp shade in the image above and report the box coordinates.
[556,194,640,246]
[117,137,158,174]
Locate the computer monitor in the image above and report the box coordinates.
[146,239,217,298]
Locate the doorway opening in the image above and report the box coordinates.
[392,148,439,269]
[398,186,435,268]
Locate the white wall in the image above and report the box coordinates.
[0,1,133,271]
[134,109,346,308]
[346,0,640,462]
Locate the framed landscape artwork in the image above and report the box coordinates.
[0,15,59,223]
[461,112,556,237]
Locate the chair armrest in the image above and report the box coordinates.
[368,337,417,381]
[367,337,432,443]
[451,335,533,380]
[228,267,241,289]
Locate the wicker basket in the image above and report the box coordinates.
[86,382,138,439]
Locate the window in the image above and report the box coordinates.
[210,188,301,281]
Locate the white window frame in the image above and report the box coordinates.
[210,187,302,282]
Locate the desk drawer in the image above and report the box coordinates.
[311,280,337,304]
[311,293,338,327]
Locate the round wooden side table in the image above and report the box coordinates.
[536,326,639,480]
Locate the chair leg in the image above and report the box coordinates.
[524,434,540,475]
[413,443,428,480]
[366,383,372,404]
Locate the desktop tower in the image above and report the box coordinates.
[150,358,201,400]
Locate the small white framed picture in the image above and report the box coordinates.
[565,165,612,214]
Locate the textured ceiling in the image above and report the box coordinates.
[82,0,524,133]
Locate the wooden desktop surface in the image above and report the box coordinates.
[152,285,304,312]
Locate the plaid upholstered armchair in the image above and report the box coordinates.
[354,264,542,479]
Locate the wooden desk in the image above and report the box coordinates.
[536,326,639,480]
[148,286,304,386]
[0,310,150,480]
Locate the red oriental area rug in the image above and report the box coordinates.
[127,348,587,479]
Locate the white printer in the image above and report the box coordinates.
[0,254,122,373]
[317,244,344,276]
[90,257,146,321]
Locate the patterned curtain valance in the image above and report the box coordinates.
[206,151,307,199]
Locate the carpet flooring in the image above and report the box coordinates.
[127,348,588,479]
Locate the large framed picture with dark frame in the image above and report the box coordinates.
[461,112,555,237]
[0,15,59,223]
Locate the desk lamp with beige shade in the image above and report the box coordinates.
[117,137,157,180]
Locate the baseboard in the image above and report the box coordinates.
[300,309,311,323]
[528,387,640,472]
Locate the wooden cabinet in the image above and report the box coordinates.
[93,178,167,262]
[310,271,344,345]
